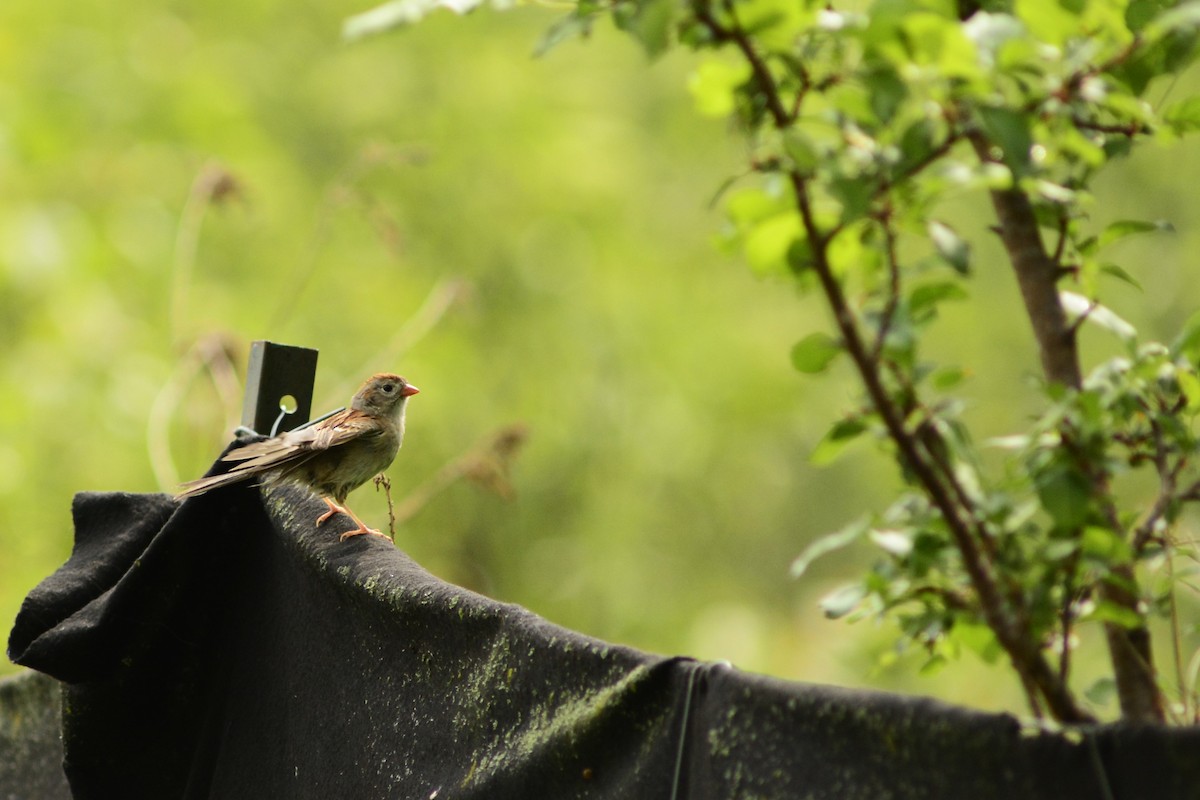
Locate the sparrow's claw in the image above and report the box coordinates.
[317,497,389,542]
[338,527,391,542]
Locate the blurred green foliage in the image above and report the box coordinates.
[4,0,1200,715]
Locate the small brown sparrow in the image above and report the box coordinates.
[177,373,419,540]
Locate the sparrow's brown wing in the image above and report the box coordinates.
[176,409,378,499]
[220,409,378,467]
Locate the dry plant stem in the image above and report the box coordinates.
[353,279,467,381]
[870,207,902,364]
[269,143,429,330]
[148,335,241,491]
[392,424,528,524]
[393,459,467,525]
[374,473,396,540]
[695,1,1093,722]
[1167,553,1188,717]
[171,163,240,346]
[319,279,467,408]
[969,134,1163,722]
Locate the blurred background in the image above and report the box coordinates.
[4,0,1200,716]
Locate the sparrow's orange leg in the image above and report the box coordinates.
[316,497,389,541]
[316,498,342,526]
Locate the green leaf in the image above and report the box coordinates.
[1163,96,1200,132]
[827,221,882,278]
[918,653,949,675]
[1097,219,1172,249]
[1033,180,1076,205]
[1043,538,1080,561]
[829,176,874,225]
[726,186,789,225]
[931,366,967,390]
[787,236,815,276]
[864,65,907,124]
[744,213,802,276]
[688,59,752,117]
[1058,126,1106,168]
[986,434,1032,450]
[343,0,484,38]
[613,0,676,59]
[1127,0,1174,33]
[819,583,868,619]
[810,416,870,465]
[534,11,597,57]
[869,528,913,557]
[1081,525,1133,562]
[1113,23,1200,95]
[1015,0,1082,45]
[910,281,968,317]
[1060,291,1137,345]
[1176,368,1200,412]
[1085,599,1144,629]
[1084,677,1117,706]
[791,332,842,374]
[1035,464,1091,529]
[783,131,819,174]
[951,621,1002,664]
[976,106,1032,176]
[732,0,812,50]
[791,517,869,578]
[901,12,980,80]
[962,11,1025,68]
[1142,0,1200,44]
[891,118,937,180]
[1171,309,1200,361]
[927,221,971,274]
[1098,263,1143,292]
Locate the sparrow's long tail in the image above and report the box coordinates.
[175,468,260,500]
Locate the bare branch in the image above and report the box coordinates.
[870,207,902,365]
[969,132,1082,389]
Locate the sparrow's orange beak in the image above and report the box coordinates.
[401,384,420,397]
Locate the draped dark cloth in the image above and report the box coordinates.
[8,483,1200,799]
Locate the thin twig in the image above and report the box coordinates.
[374,473,396,540]
[320,278,468,408]
[870,207,902,365]
[147,334,242,492]
[269,142,429,331]
[694,0,793,126]
[170,162,243,346]
[1133,414,1182,553]
[1166,550,1189,719]
[391,424,530,525]
[888,132,963,187]
[1051,214,1069,267]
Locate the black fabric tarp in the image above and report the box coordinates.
[0,671,69,799]
[8,482,1200,799]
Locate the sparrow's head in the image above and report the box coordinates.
[352,373,420,417]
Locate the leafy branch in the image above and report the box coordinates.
[690,0,1101,724]
[352,0,1200,723]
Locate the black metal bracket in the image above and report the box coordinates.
[239,341,319,437]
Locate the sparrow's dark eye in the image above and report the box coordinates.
[381,384,395,393]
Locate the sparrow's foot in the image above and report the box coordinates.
[317,497,390,542]
[338,527,391,542]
